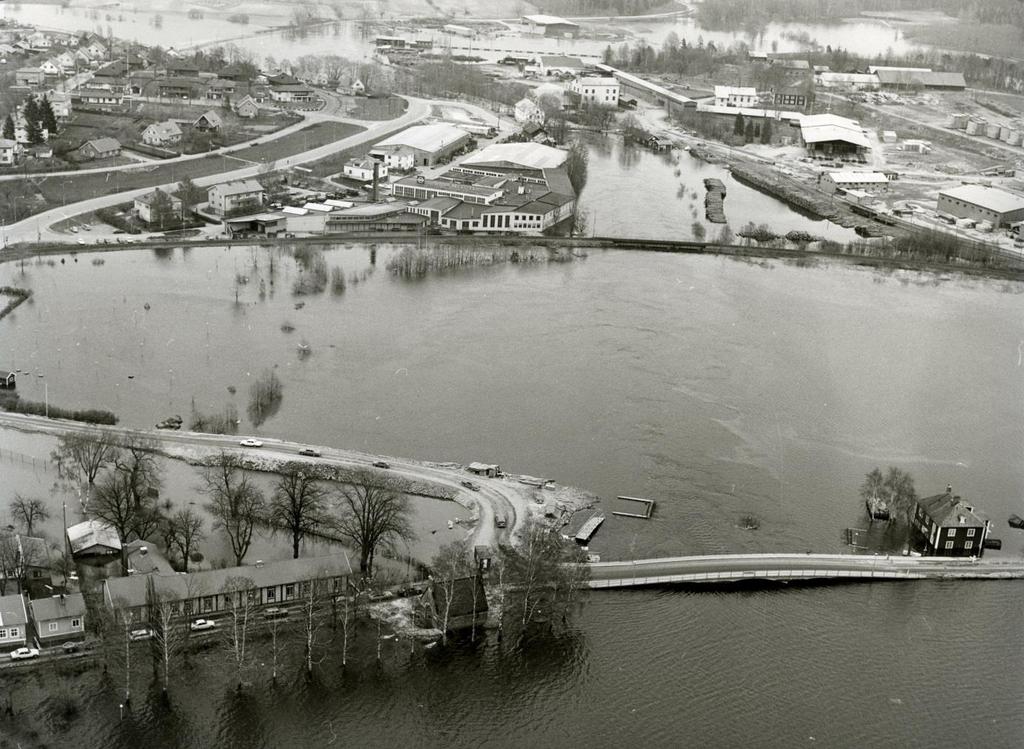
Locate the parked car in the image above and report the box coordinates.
[372,460,390,469]
[190,619,216,632]
[10,647,40,660]
[263,607,289,620]
[239,438,264,448]
[129,628,153,641]
[461,480,479,491]
[298,448,322,457]
[62,641,81,654]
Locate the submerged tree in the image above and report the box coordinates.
[247,368,284,427]
[202,452,265,566]
[334,471,414,578]
[861,466,918,527]
[429,539,474,644]
[269,466,329,559]
[165,508,205,572]
[221,576,257,689]
[9,494,50,537]
[50,432,119,490]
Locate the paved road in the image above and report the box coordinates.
[588,552,1024,588]
[0,411,514,548]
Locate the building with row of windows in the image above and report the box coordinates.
[0,592,86,651]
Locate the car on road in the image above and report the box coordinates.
[129,628,153,641]
[461,480,479,491]
[190,619,216,632]
[263,607,289,620]
[10,647,40,660]
[298,448,321,457]
[62,641,81,654]
[372,460,390,469]
[239,438,264,448]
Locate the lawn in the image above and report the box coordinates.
[341,95,409,121]
[0,121,367,225]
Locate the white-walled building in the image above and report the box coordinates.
[713,86,758,108]
[570,76,620,107]
[141,120,183,147]
[207,179,266,216]
[343,156,388,182]
[514,97,545,125]
[0,138,18,166]
[370,123,471,167]
[822,171,889,194]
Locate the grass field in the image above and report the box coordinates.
[0,121,366,225]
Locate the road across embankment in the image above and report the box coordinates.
[587,552,1024,588]
[0,412,521,549]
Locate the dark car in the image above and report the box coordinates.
[62,641,81,654]
[298,448,322,457]
[372,460,390,469]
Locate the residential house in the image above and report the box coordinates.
[913,487,989,557]
[218,62,252,81]
[343,157,388,182]
[82,40,108,61]
[141,119,183,147]
[54,51,78,74]
[29,593,86,645]
[0,43,19,58]
[0,138,18,166]
[569,76,620,108]
[102,553,353,622]
[156,78,202,100]
[44,90,72,120]
[166,60,200,78]
[206,78,236,100]
[0,370,16,388]
[38,59,61,77]
[28,144,53,160]
[134,188,183,224]
[207,179,266,215]
[124,51,148,71]
[14,112,48,145]
[67,519,122,562]
[27,31,52,50]
[233,94,260,119]
[193,110,223,131]
[0,531,51,595]
[350,78,366,96]
[0,594,28,651]
[15,67,44,87]
[73,88,123,106]
[416,575,488,632]
[76,136,121,161]
[514,97,545,126]
[269,83,314,103]
[714,86,758,108]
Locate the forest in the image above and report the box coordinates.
[532,0,666,17]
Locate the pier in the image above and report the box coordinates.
[612,495,655,519]
[586,553,1024,588]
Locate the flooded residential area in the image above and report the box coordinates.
[0,1,1022,747]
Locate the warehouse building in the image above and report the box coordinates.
[937,185,1024,228]
[799,114,871,156]
[822,171,889,194]
[370,123,472,167]
[522,14,580,38]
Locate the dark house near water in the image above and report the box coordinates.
[0,370,15,388]
[913,487,989,557]
[418,575,488,632]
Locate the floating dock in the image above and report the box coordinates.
[613,495,655,519]
[575,515,605,544]
[703,178,727,224]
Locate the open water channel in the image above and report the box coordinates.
[1,239,1023,747]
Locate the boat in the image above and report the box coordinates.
[1009,514,1024,529]
[866,496,890,521]
[983,538,1002,550]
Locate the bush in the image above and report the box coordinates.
[0,390,118,424]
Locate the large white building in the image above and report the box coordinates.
[937,185,1024,228]
[713,86,758,108]
[459,142,568,173]
[822,171,889,194]
[207,179,266,216]
[370,123,472,167]
[570,76,620,107]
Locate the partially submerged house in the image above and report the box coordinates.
[417,575,488,632]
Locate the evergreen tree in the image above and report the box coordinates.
[733,112,745,136]
[2,115,13,141]
[760,119,772,144]
[744,120,754,143]
[24,116,43,145]
[23,96,39,127]
[39,95,58,137]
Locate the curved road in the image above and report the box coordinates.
[0,411,517,549]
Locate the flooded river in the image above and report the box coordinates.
[1,243,1023,746]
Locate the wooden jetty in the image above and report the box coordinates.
[613,496,655,519]
[703,178,727,224]
[575,515,605,544]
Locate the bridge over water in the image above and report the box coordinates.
[587,553,1024,589]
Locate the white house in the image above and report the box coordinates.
[43,91,72,119]
[0,593,28,651]
[713,86,758,108]
[0,138,18,166]
[569,76,620,107]
[141,120,183,147]
[27,31,52,50]
[39,59,61,77]
[343,156,388,182]
[84,41,107,60]
[207,179,266,215]
[134,188,183,224]
[514,97,545,125]
[54,51,77,73]
[351,78,366,96]
[233,94,260,119]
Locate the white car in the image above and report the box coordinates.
[190,619,216,632]
[10,647,40,660]
[239,438,264,448]
[129,628,153,641]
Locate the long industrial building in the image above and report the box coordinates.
[937,185,1024,228]
[370,123,472,167]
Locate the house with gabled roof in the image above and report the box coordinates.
[0,594,28,651]
[913,486,989,557]
[141,119,183,147]
[233,94,260,119]
[30,593,86,645]
[193,109,223,131]
[76,136,121,161]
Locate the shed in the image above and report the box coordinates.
[467,462,500,478]
[0,370,15,389]
[67,520,121,559]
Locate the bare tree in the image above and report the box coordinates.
[0,532,22,595]
[299,574,329,677]
[270,467,328,559]
[265,614,287,684]
[334,471,414,578]
[113,436,163,510]
[111,602,137,704]
[9,494,50,536]
[430,539,472,644]
[50,432,118,488]
[221,576,257,689]
[91,471,139,573]
[860,466,918,527]
[165,508,204,572]
[146,576,181,693]
[202,453,265,566]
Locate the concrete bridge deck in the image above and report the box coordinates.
[587,553,1024,589]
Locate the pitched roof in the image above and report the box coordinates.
[105,553,353,609]
[135,188,181,206]
[375,123,471,153]
[0,593,27,627]
[538,55,585,68]
[714,85,757,98]
[144,120,182,139]
[939,184,1024,214]
[462,142,567,170]
[195,110,223,126]
[210,179,264,197]
[30,593,86,622]
[828,171,888,184]
[799,114,870,148]
[81,136,121,153]
[917,490,986,528]
[522,14,578,27]
[67,520,121,553]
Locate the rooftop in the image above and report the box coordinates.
[462,142,568,171]
[538,55,585,68]
[0,593,27,627]
[375,123,471,153]
[522,14,578,27]
[714,85,758,98]
[81,136,121,152]
[576,76,619,87]
[940,184,1024,213]
[67,519,121,554]
[917,490,986,528]
[395,175,502,199]
[30,592,86,622]
[211,179,265,197]
[828,171,889,183]
[799,114,870,148]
